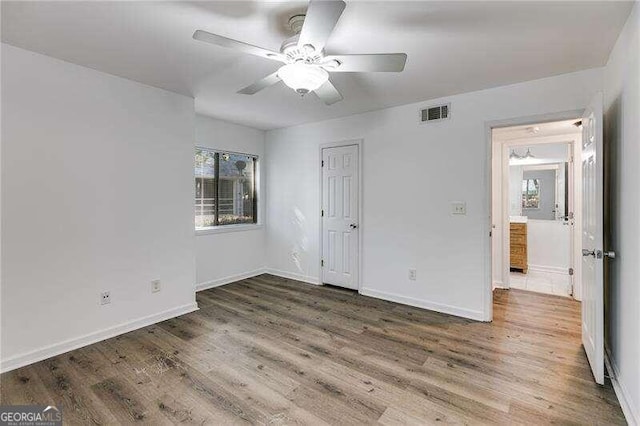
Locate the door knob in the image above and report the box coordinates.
[582,249,595,257]
[350,223,358,229]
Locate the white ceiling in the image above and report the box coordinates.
[510,143,570,164]
[498,119,578,164]
[493,118,582,141]
[1,1,633,130]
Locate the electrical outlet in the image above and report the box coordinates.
[451,201,467,215]
[409,269,417,281]
[151,279,161,293]
[100,291,111,305]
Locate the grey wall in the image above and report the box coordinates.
[603,3,640,422]
[523,170,556,220]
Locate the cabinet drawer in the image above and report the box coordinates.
[510,223,527,235]
[511,258,526,269]
[511,233,527,246]
[511,245,526,257]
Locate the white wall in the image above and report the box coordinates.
[1,44,197,371]
[509,165,524,216]
[527,220,570,272]
[194,115,266,290]
[266,67,602,321]
[603,3,640,424]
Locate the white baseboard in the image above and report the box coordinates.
[0,302,199,373]
[196,268,267,292]
[359,287,485,321]
[528,264,569,274]
[605,345,639,426]
[264,268,321,285]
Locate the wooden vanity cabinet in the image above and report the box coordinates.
[510,222,528,273]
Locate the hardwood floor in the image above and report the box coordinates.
[1,274,625,424]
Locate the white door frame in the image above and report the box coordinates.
[319,139,364,290]
[484,110,583,321]
[497,136,581,298]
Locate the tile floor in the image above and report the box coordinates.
[509,269,572,297]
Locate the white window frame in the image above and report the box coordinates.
[195,147,261,235]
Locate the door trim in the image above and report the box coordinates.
[319,139,364,290]
[484,109,583,321]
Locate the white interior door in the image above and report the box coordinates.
[322,145,359,289]
[581,93,605,385]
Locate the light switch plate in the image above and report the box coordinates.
[451,202,466,215]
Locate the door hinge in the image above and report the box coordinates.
[321,160,324,167]
[321,209,324,217]
[569,267,574,276]
[321,259,324,267]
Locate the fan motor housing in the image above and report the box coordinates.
[288,14,306,34]
[281,14,323,64]
[281,35,322,63]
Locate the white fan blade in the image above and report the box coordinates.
[237,72,282,95]
[314,80,343,105]
[298,0,346,53]
[193,30,285,62]
[322,54,407,72]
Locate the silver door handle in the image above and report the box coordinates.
[603,250,616,259]
[582,249,595,257]
[350,223,358,229]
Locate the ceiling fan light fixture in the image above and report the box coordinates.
[194,0,407,105]
[278,63,329,94]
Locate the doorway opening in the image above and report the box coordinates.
[487,95,606,386]
[491,119,583,299]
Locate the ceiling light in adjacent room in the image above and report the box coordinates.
[509,150,523,160]
[523,148,535,159]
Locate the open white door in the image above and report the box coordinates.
[581,93,605,384]
[322,145,359,290]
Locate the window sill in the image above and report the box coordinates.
[196,224,262,236]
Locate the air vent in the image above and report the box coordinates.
[420,103,450,123]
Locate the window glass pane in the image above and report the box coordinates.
[195,149,216,229]
[522,178,540,209]
[195,148,257,229]
[218,153,256,225]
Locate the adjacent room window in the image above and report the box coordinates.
[195,147,257,230]
[522,178,541,209]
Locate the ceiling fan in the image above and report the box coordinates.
[193,0,407,105]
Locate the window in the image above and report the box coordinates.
[522,178,540,209]
[195,148,257,230]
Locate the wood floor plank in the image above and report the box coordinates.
[0,275,626,425]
